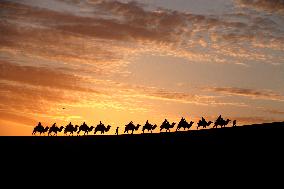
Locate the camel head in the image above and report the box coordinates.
[226,119,231,123]
[106,125,111,131]
[171,122,176,127]
[44,126,49,131]
[60,126,64,131]
[135,124,141,130]
[90,126,94,131]
[207,121,213,126]
[152,124,157,130]
[190,121,194,125]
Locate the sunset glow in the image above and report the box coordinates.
[1,0,284,135]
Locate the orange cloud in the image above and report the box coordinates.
[207,87,284,101]
[0,60,97,92]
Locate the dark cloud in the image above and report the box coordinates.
[208,87,284,101]
[236,0,284,12]
[1,0,283,66]
[0,1,186,43]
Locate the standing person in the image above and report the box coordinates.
[233,120,237,127]
[115,127,119,135]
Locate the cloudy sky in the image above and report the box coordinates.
[0,0,284,135]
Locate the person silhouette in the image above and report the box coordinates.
[217,115,222,120]
[115,127,119,135]
[164,119,169,124]
[233,120,237,127]
[201,117,206,124]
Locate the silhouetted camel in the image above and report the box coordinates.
[221,119,231,128]
[32,122,49,135]
[213,115,224,128]
[213,116,231,128]
[77,122,94,135]
[176,117,194,131]
[124,121,141,134]
[64,122,79,136]
[48,123,64,136]
[94,121,111,134]
[152,124,157,133]
[42,126,49,135]
[160,119,176,132]
[32,122,42,135]
[197,117,213,129]
[142,120,157,133]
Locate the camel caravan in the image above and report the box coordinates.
[32,115,237,136]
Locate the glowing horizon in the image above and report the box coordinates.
[0,0,284,136]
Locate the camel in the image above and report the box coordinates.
[77,122,94,135]
[176,118,194,131]
[49,126,64,136]
[48,123,64,136]
[94,121,111,134]
[221,119,231,128]
[42,126,50,136]
[213,116,223,128]
[64,122,79,136]
[213,116,231,128]
[142,120,157,133]
[151,124,157,133]
[124,121,141,134]
[32,122,43,135]
[197,118,213,129]
[160,119,176,132]
[32,123,49,135]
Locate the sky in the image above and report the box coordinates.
[0,0,284,136]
